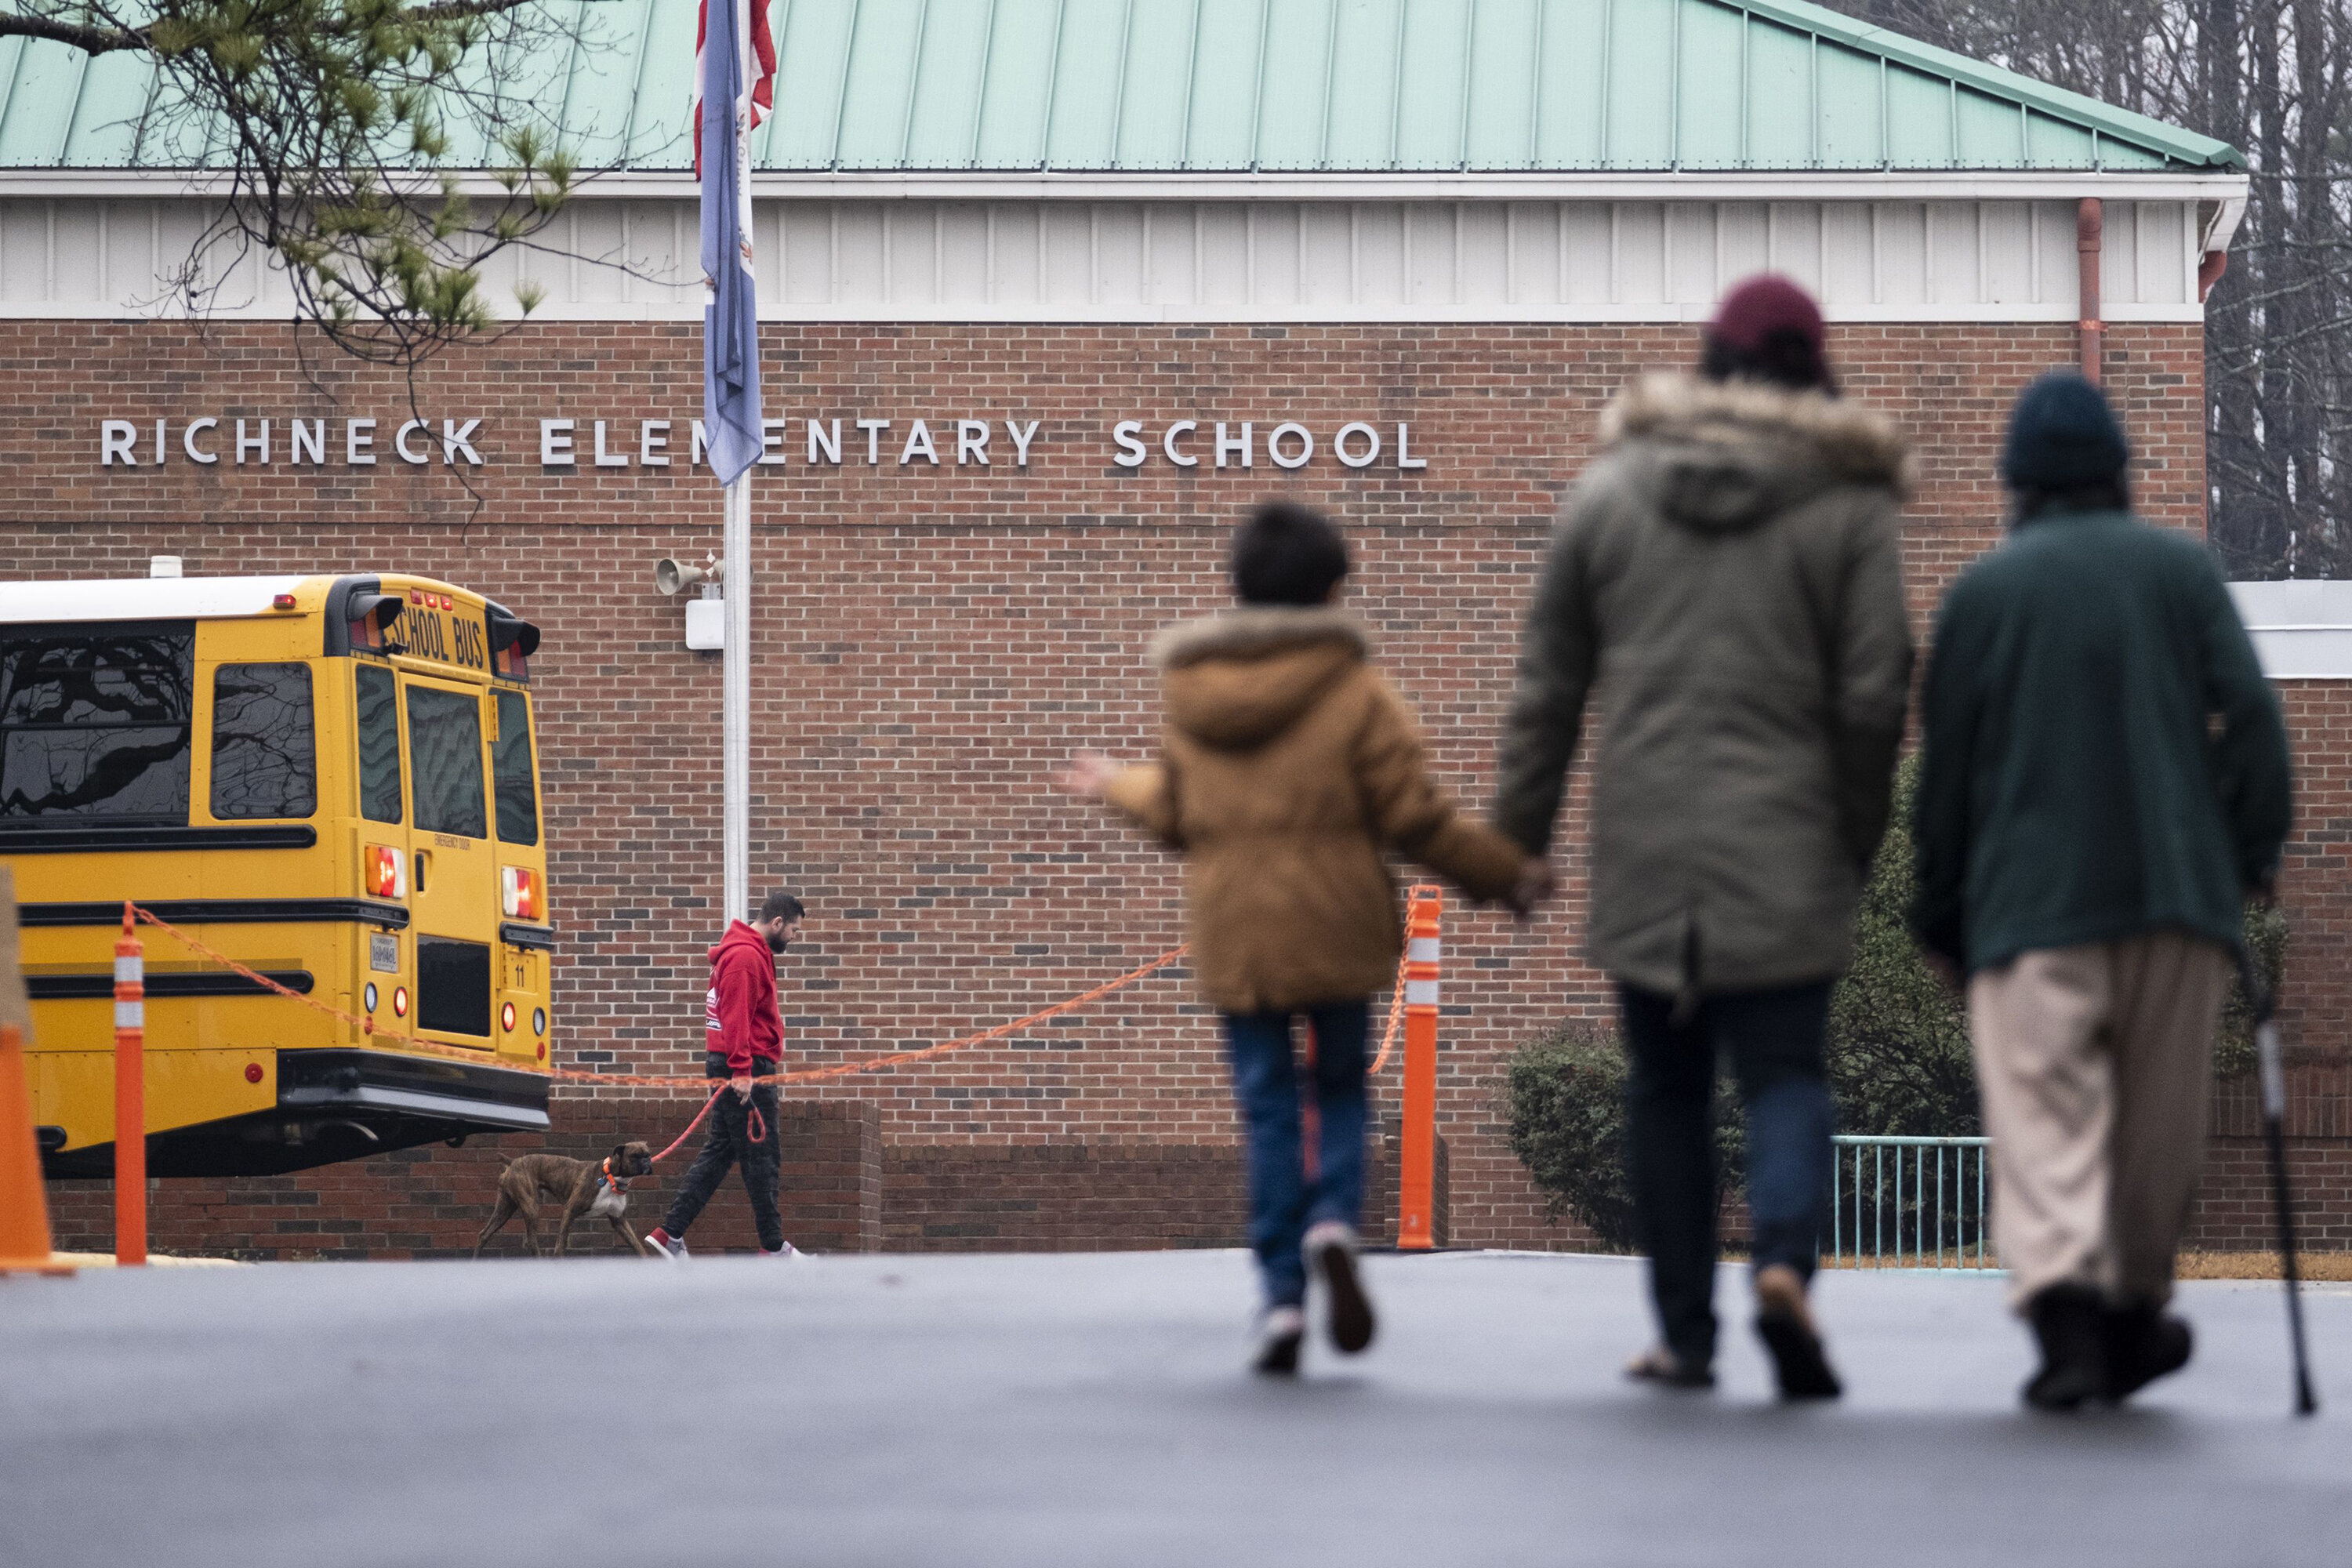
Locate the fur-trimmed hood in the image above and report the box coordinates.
[1148,607,1370,751]
[1600,376,1914,534]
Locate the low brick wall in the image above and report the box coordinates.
[881,1118,1450,1252]
[45,1101,2346,1261]
[45,1097,882,1260]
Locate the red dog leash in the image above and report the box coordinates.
[651,1082,771,1164]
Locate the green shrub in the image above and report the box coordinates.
[1825,757,1976,1137]
[2217,898,2288,1082]
[1502,1019,1743,1250]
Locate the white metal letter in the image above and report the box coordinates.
[1163,419,1200,467]
[957,419,991,465]
[857,417,891,464]
[440,419,482,465]
[1005,419,1040,467]
[394,420,431,465]
[100,421,137,466]
[347,419,377,466]
[1267,423,1314,470]
[539,419,575,466]
[1334,422,1381,468]
[759,417,787,466]
[290,419,325,465]
[236,419,270,465]
[1397,422,1427,470]
[808,419,841,464]
[1111,420,1147,468]
[1214,422,1253,469]
[592,420,630,467]
[641,419,670,467]
[898,419,940,466]
[183,417,220,465]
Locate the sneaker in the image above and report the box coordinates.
[643,1227,687,1261]
[2102,1301,2193,1403]
[1753,1263,1842,1401]
[1253,1305,1305,1376]
[1305,1220,1376,1355]
[2024,1283,2108,1411]
[761,1242,804,1261]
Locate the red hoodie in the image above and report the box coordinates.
[705,920,782,1074]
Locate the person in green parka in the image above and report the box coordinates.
[1911,371,2293,1412]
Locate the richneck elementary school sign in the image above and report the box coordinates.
[95,414,1433,474]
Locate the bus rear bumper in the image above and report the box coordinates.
[42,1047,551,1179]
[276,1047,550,1130]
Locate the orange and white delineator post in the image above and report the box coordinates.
[1396,886,1443,1251]
[114,902,146,1266]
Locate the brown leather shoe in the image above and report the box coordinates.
[1754,1264,1842,1400]
[1624,1345,1715,1389]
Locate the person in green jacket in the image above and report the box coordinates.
[1911,371,2293,1412]
[1497,277,1915,1400]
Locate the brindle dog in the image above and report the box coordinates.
[474,1142,658,1258]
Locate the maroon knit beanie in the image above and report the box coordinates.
[1708,275,1824,356]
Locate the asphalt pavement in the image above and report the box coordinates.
[2,1248,2346,1567]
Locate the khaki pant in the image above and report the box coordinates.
[1968,931,2230,1310]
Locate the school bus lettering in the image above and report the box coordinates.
[401,605,449,662]
[452,617,488,670]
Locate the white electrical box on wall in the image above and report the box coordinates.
[685,597,725,651]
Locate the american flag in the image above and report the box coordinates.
[693,0,776,180]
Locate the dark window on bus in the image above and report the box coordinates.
[210,664,317,820]
[492,691,538,847]
[405,685,485,839]
[0,626,193,822]
[354,665,401,824]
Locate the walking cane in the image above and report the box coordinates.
[2232,943,2319,1417]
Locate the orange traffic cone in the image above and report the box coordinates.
[1,1024,71,1275]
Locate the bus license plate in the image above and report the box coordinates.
[371,934,399,973]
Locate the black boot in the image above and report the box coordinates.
[2024,1284,2109,1411]
[2103,1301,2193,1403]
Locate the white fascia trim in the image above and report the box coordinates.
[0,300,2212,325]
[0,165,2252,208]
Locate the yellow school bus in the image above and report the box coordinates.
[1,573,554,1176]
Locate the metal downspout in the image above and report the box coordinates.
[2076,197,2103,384]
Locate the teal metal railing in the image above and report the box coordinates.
[1829,1134,1998,1272]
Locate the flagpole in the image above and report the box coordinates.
[723,472,750,926]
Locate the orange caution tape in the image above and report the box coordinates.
[127,903,1189,1091]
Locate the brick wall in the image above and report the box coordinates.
[13,314,2341,1255]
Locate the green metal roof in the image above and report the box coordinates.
[0,0,2245,174]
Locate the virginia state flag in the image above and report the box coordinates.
[697,0,772,486]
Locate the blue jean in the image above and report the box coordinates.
[1619,981,1835,1369]
[1222,1001,1371,1308]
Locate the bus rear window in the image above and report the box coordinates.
[210,664,318,820]
[0,626,193,822]
[406,685,485,839]
[355,665,401,824]
[492,692,538,847]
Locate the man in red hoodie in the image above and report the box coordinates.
[644,891,805,1259]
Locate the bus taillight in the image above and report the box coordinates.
[365,844,406,899]
[501,866,540,920]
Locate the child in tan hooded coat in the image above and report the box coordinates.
[1064,501,1535,1374]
